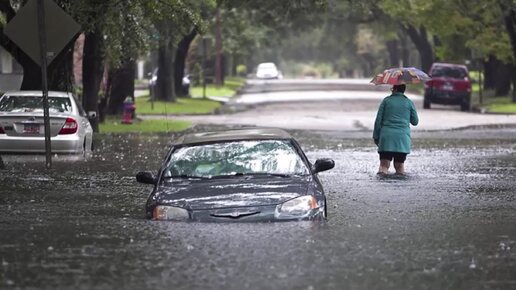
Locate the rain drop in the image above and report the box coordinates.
[469,258,476,269]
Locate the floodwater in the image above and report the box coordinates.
[1,127,515,290]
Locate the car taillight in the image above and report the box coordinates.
[59,117,78,134]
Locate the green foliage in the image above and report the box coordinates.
[236,64,247,76]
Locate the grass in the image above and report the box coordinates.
[483,97,516,113]
[191,85,235,98]
[469,80,516,113]
[135,95,221,115]
[134,77,246,115]
[99,117,191,133]
[190,76,246,98]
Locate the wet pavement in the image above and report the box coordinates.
[1,127,516,289]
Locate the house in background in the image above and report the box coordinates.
[0,47,23,92]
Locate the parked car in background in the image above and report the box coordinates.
[148,68,191,98]
[136,128,335,222]
[256,62,282,79]
[424,63,472,111]
[0,91,94,154]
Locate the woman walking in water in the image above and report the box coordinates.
[373,84,419,175]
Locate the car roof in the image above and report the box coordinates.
[257,62,276,67]
[431,63,468,69]
[173,128,293,145]
[2,91,71,98]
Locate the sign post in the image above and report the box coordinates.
[37,0,52,169]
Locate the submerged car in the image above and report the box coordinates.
[424,63,472,111]
[137,128,335,222]
[0,91,94,154]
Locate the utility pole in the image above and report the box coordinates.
[202,37,208,99]
[214,6,222,87]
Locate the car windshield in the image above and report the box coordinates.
[431,66,467,79]
[0,96,72,113]
[163,140,309,179]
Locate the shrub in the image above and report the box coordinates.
[236,64,247,77]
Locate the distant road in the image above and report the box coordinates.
[142,78,516,132]
[241,78,390,94]
[233,78,421,105]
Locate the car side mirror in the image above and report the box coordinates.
[313,158,335,173]
[136,171,157,184]
[87,111,97,120]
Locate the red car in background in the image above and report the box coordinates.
[424,63,472,111]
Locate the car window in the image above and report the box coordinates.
[0,95,72,113]
[164,140,309,178]
[72,95,87,117]
[431,66,467,79]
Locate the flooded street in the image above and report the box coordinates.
[1,128,516,289]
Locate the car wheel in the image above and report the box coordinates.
[461,100,470,111]
[423,98,431,109]
[323,198,328,219]
[89,136,94,151]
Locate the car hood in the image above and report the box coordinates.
[153,175,312,210]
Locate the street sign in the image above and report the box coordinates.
[4,0,81,66]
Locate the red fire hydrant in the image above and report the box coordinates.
[122,96,135,124]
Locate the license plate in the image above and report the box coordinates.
[23,124,40,134]
[442,85,453,90]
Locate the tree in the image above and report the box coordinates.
[144,0,205,102]
[500,0,516,101]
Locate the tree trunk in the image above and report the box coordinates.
[483,55,496,90]
[214,6,223,87]
[82,30,105,132]
[156,39,175,102]
[502,8,516,102]
[483,55,512,96]
[494,63,512,96]
[106,58,135,115]
[174,28,197,97]
[402,24,434,72]
[398,32,410,67]
[385,39,400,67]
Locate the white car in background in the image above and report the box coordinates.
[256,62,282,79]
[0,91,94,154]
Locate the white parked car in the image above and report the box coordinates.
[0,91,94,154]
[256,62,282,79]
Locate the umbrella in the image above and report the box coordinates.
[370,67,431,85]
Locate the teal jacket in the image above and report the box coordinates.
[373,92,419,153]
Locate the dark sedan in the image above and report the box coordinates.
[136,128,335,222]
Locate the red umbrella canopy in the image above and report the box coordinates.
[371,67,431,85]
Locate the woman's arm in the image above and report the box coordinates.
[410,100,419,126]
[373,99,386,142]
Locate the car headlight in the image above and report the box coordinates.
[274,195,318,219]
[153,206,190,221]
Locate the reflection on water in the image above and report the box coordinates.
[1,129,516,289]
